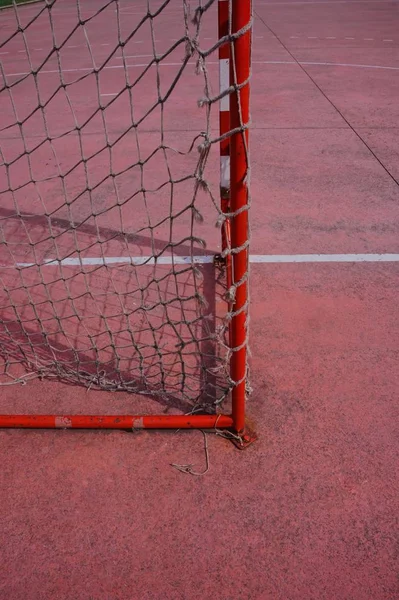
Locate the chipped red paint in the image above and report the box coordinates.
[54,416,73,429]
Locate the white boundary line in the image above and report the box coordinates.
[13,254,399,268]
[298,61,399,71]
[249,254,399,263]
[5,60,399,79]
[257,0,399,4]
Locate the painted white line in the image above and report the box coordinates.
[220,156,230,189]
[297,60,399,71]
[253,60,399,72]
[308,36,318,39]
[5,62,201,76]
[0,52,9,55]
[364,38,374,41]
[34,48,43,51]
[6,59,399,79]
[18,50,25,53]
[249,254,399,264]
[101,43,110,46]
[326,37,336,39]
[383,39,393,42]
[16,256,214,267]
[219,58,230,112]
[345,37,355,40]
[101,93,119,96]
[290,36,299,39]
[14,254,399,268]
[259,0,399,4]
[112,55,156,59]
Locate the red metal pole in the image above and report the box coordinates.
[0,413,233,429]
[229,0,251,435]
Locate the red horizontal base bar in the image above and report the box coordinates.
[0,414,234,430]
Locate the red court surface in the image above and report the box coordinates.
[1,0,399,599]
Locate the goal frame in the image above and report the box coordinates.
[0,0,252,442]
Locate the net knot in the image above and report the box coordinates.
[197,97,208,108]
[226,286,236,303]
[216,213,226,229]
[185,36,199,58]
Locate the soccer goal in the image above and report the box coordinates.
[0,0,252,442]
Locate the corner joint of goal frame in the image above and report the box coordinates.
[230,424,258,450]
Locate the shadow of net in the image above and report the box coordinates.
[0,210,231,415]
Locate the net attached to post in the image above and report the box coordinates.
[0,0,250,417]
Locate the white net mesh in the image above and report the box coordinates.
[0,0,250,414]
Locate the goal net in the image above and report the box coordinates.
[0,0,251,431]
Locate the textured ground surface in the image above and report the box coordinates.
[1,0,399,598]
